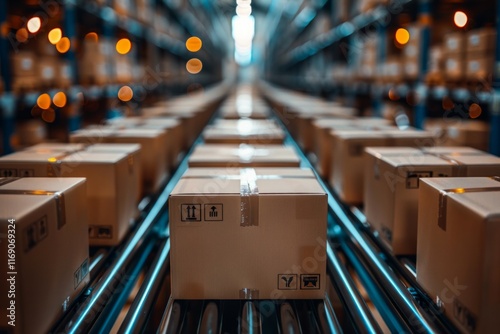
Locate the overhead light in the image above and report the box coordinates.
[116,38,132,54]
[186,36,202,52]
[186,58,203,74]
[454,11,468,28]
[48,28,62,44]
[395,28,410,45]
[27,17,41,33]
[236,4,252,16]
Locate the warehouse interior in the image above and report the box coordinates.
[1,0,500,333]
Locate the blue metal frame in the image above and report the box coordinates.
[413,0,431,130]
[490,0,500,155]
[0,0,14,155]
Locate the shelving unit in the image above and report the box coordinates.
[0,0,226,155]
[265,0,500,156]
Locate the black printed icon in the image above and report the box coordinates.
[278,274,297,290]
[301,274,320,290]
[204,204,223,221]
[181,204,201,221]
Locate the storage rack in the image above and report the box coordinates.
[46,93,462,333]
[265,0,500,156]
[0,0,226,156]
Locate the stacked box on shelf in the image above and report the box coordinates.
[359,35,377,79]
[11,51,37,92]
[329,129,436,204]
[0,177,89,333]
[426,46,445,83]
[465,27,496,81]
[0,143,142,246]
[70,128,167,194]
[417,177,500,333]
[169,167,327,299]
[188,144,301,168]
[79,38,111,85]
[443,32,465,80]
[364,146,500,255]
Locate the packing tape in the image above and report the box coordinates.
[0,189,66,229]
[240,168,259,227]
[438,177,500,231]
[426,153,468,177]
[239,288,259,300]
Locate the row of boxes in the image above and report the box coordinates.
[0,84,229,333]
[169,85,328,300]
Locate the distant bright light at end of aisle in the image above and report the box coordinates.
[186,36,202,52]
[232,14,255,66]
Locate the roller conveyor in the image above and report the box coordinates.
[49,91,462,334]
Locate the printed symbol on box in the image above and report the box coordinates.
[0,169,17,177]
[37,215,48,240]
[20,169,34,177]
[204,204,223,221]
[406,171,432,189]
[181,204,201,221]
[301,274,320,290]
[89,226,96,238]
[278,274,297,290]
[97,226,112,239]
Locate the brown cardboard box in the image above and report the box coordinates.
[212,119,280,130]
[37,58,58,86]
[444,32,465,54]
[364,148,500,254]
[312,118,395,179]
[330,130,436,204]
[444,56,465,80]
[169,167,327,299]
[70,128,168,193]
[0,146,141,246]
[427,46,444,82]
[203,125,285,145]
[188,144,301,168]
[417,177,500,333]
[465,53,494,81]
[447,121,490,151]
[466,27,496,54]
[220,106,270,119]
[106,117,184,166]
[0,177,89,334]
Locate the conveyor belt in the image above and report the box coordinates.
[50,94,461,334]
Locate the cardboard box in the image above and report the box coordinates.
[202,125,285,145]
[467,27,496,54]
[364,148,500,254]
[447,121,490,151]
[416,177,500,333]
[0,177,89,334]
[465,54,494,81]
[220,107,270,119]
[444,56,465,80]
[70,128,168,193]
[0,145,141,246]
[188,144,301,168]
[444,32,465,54]
[312,118,395,179]
[330,130,436,204]
[169,168,327,299]
[106,117,184,166]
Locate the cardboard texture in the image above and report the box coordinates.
[188,144,301,168]
[329,130,436,204]
[0,145,141,246]
[203,124,285,145]
[417,177,500,333]
[169,168,327,299]
[0,178,89,334]
[364,147,500,254]
[70,128,167,193]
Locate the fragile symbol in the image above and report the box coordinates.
[301,274,320,290]
[204,204,223,221]
[181,204,201,222]
[278,274,297,290]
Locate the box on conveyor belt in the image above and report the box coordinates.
[188,144,301,168]
[312,118,395,179]
[219,106,270,119]
[293,107,357,152]
[416,177,500,334]
[329,129,436,204]
[169,167,327,299]
[106,116,184,166]
[0,177,89,334]
[70,127,167,193]
[0,144,141,246]
[202,121,285,145]
[364,147,500,255]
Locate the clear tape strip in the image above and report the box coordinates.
[0,189,66,229]
[240,168,259,227]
